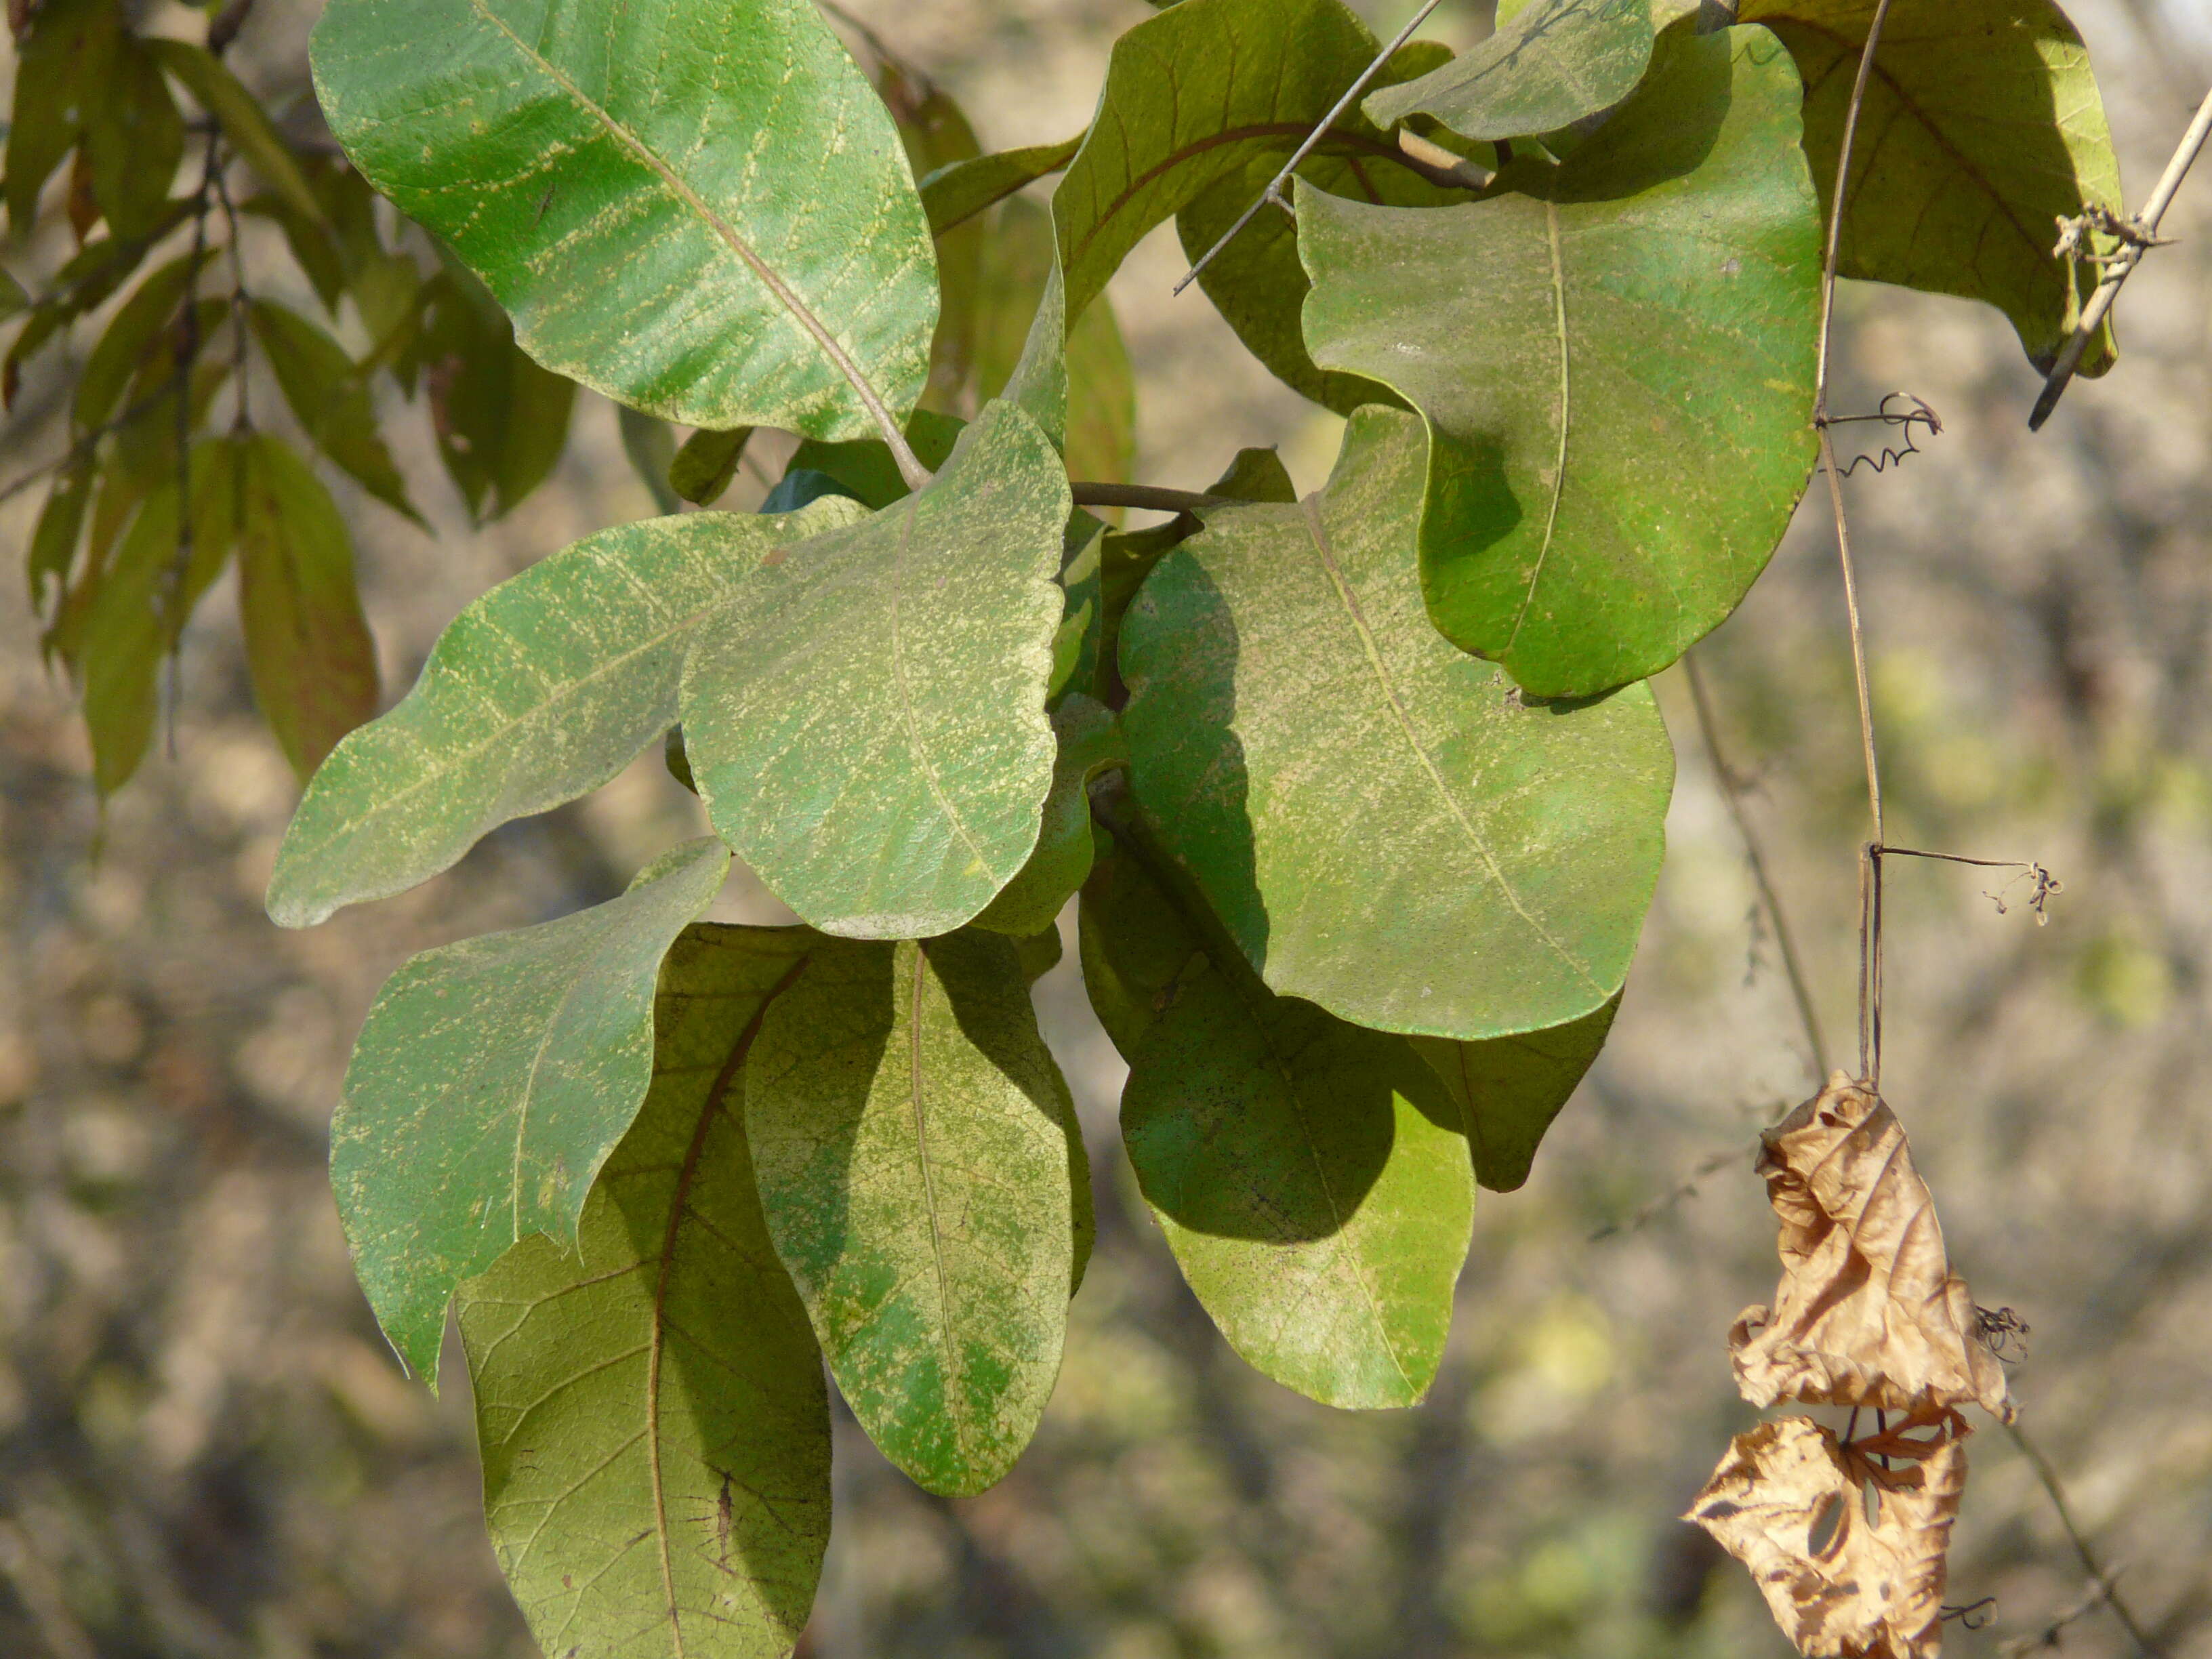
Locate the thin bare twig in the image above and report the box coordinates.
[2030,85,2212,430]
[1173,0,1447,294]
[1683,652,1830,1081]
[2003,1422,2171,1659]
[1070,481,1229,515]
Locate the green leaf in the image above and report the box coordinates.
[4,204,197,407]
[457,922,830,1659]
[144,39,325,225]
[27,462,93,617]
[1410,994,1618,1191]
[785,409,968,512]
[1301,22,1822,697]
[745,931,1082,1495]
[331,838,732,1385]
[873,63,987,418]
[266,494,865,928]
[1363,0,1656,138]
[617,405,683,515]
[683,398,1069,939]
[1088,832,1473,1409]
[73,251,207,430]
[974,694,1125,937]
[669,426,753,506]
[4,0,118,233]
[249,299,422,524]
[83,31,185,241]
[0,267,26,321]
[1740,0,2123,375]
[234,436,380,781]
[1120,405,1673,1040]
[310,0,939,438]
[1054,0,1471,394]
[922,136,1085,236]
[409,271,576,522]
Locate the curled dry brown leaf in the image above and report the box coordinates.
[1687,1413,1969,1659]
[1730,1073,2016,1425]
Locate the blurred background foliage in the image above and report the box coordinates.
[3,0,2211,1654]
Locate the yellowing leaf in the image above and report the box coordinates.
[1729,1074,2016,1425]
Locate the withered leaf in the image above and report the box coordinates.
[1730,1074,2015,1424]
[1688,1414,1969,1659]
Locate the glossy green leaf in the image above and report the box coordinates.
[409,270,577,522]
[617,405,683,515]
[1363,0,1656,138]
[745,931,1082,1495]
[683,398,1069,939]
[234,436,380,781]
[250,300,421,524]
[1740,0,2123,375]
[310,0,938,438]
[83,30,184,241]
[668,426,753,506]
[1086,833,1473,1408]
[458,922,829,1659]
[1302,23,1822,696]
[331,838,731,1385]
[975,694,1124,937]
[1410,994,1618,1191]
[922,136,1085,236]
[145,38,324,224]
[267,495,866,928]
[1120,405,1673,1040]
[1055,0,1471,342]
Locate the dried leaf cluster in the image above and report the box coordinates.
[1689,1076,2017,1658]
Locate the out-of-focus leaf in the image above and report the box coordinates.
[72,251,207,429]
[1363,0,1656,138]
[311,0,939,437]
[3,0,118,232]
[1086,828,1473,1409]
[785,409,966,511]
[331,837,732,1385]
[266,493,866,928]
[145,39,324,224]
[682,399,1068,939]
[921,135,1084,236]
[975,695,1124,937]
[1410,994,1618,1191]
[669,426,753,506]
[1054,0,1471,403]
[1302,24,1822,697]
[745,930,1082,1496]
[616,404,682,515]
[1740,0,2123,375]
[26,461,93,617]
[458,922,830,1659]
[3,203,195,405]
[234,436,381,781]
[0,267,28,320]
[83,31,184,240]
[410,271,575,520]
[876,61,987,416]
[1120,406,1672,1040]
[240,192,347,316]
[250,300,421,524]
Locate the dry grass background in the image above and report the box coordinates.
[2,1,2211,1654]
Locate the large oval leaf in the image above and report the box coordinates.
[1083,833,1472,1408]
[1301,22,1822,697]
[1740,0,2123,375]
[745,932,1082,1496]
[459,923,829,1659]
[310,0,937,437]
[1120,405,1672,1042]
[268,496,864,928]
[682,399,1069,939]
[332,838,730,1383]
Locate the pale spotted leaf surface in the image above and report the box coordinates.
[1740,0,2123,375]
[1410,992,1618,1191]
[266,495,864,928]
[1363,0,1656,140]
[1084,834,1473,1409]
[1119,406,1672,1042]
[745,932,1083,1496]
[682,400,1069,939]
[310,0,937,437]
[1302,23,1822,697]
[459,923,830,1659]
[332,838,731,1385]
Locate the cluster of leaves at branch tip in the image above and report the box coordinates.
[1688,1076,2020,1659]
[1,0,2137,1647]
